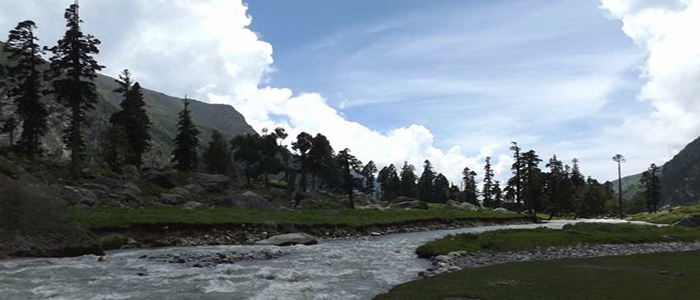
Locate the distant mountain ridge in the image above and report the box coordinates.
[0,42,256,166]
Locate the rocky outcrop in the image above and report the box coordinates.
[196,173,231,192]
[255,233,318,246]
[158,194,186,205]
[214,191,274,210]
[143,172,176,189]
[0,176,103,259]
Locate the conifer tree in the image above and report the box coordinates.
[171,98,199,172]
[100,124,129,172]
[258,128,286,188]
[308,133,333,190]
[640,163,661,213]
[45,4,104,179]
[361,160,378,195]
[292,132,313,192]
[570,158,585,187]
[461,167,479,205]
[378,164,400,201]
[337,148,363,208]
[418,159,436,201]
[400,162,419,198]
[203,130,230,175]
[522,150,544,214]
[110,70,152,168]
[4,20,48,158]
[432,173,450,203]
[492,180,503,208]
[482,156,495,208]
[510,141,523,204]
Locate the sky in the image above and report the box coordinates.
[1,0,699,186]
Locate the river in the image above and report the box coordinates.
[0,219,643,300]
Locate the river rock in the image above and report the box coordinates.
[215,191,274,210]
[673,214,700,228]
[0,175,103,259]
[255,233,318,246]
[158,194,186,205]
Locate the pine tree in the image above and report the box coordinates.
[100,124,130,173]
[570,158,585,187]
[482,156,495,208]
[522,150,544,214]
[308,133,334,190]
[203,130,230,175]
[292,132,313,192]
[492,180,503,208]
[640,163,661,213]
[4,20,48,158]
[338,148,362,208]
[418,159,436,201]
[378,164,400,201]
[45,4,104,179]
[110,70,152,168]
[461,167,478,205]
[432,173,450,203]
[361,160,378,195]
[400,162,419,198]
[510,141,523,204]
[171,98,199,172]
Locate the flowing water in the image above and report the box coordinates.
[0,219,644,300]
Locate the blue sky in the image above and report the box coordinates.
[2,0,699,184]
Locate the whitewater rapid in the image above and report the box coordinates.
[0,219,641,300]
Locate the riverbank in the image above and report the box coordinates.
[375,250,700,300]
[415,222,700,258]
[67,207,536,250]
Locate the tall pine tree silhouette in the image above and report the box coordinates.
[4,20,48,158]
[172,97,199,172]
[110,69,152,168]
[45,4,103,179]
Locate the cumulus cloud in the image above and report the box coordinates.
[0,0,500,184]
[601,0,700,147]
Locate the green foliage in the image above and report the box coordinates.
[110,70,152,168]
[171,98,199,172]
[399,162,419,199]
[45,4,104,179]
[378,164,401,201]
[67,206,521,230]
[375,251,700,300]
[415,223,700,258]
[4,20,48,158]
[134,180,167,196]
[418,159,435,202]
[630,203,700,224]
[482,156,495,207]
[292,132,313,192]
[230,133,262,186]
[203,130,230,174]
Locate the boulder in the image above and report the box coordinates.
[214,191,274,210]
[444,200,479,211]
[356,204,386,211]
[122,182,142,194]
[0,176,103,259]
[389,200,429,210]
[122,165,139,180]
[493,207,511,213]
[170,187,191,197]
[158,194,186,205]
[673,214,700,228]
[392,196,418,204]
[354,193,380,206]
[183,184,204,195]
[81,183,110,193]
[255,233,318,246]
[184,201,204,210]
[112,189,139,203]
[143,172,176,189]
[62,186,98,207]
[92,175,121,189]
[197,173,231,192]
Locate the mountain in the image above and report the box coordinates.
[659,136,700,205]
[0,42,256,166]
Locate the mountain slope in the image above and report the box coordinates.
[0,42,256,166]
[659,135,700,205]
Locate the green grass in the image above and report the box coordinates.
[67,207,522,230]
[630,204,700,224]
[415,222,700,258]
[375,250,700,300]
